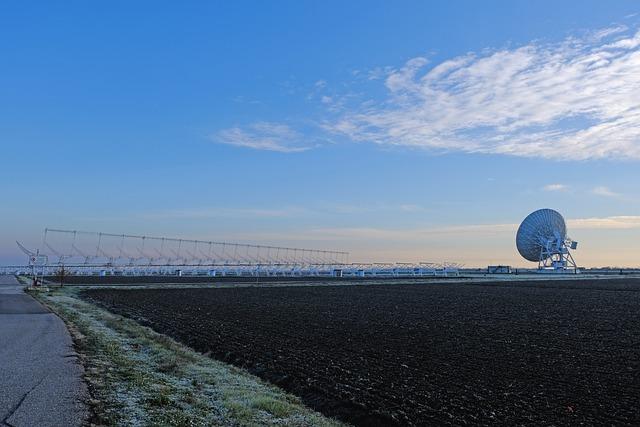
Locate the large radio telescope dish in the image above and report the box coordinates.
[516,209,566,261]
[516,208,578,270]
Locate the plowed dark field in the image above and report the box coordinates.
[83,279,640,426]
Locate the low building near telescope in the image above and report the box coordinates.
[487,265,512,274]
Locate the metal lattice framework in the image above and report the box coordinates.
[39,228,349,266]
[6,228,461,278]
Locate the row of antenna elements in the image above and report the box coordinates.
[19,228,350,266]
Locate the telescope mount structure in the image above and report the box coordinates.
[516,208,578,272]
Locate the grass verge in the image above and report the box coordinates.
[29,285,344,427]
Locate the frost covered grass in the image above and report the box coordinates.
[32,287,343,427]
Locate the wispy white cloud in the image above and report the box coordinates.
[232,215,640,242]
[367,66,394,81]
[591,185,622,198]
[236,223,519,243]
[141,206,307,220]
[568,215,640,229]
[603,30,640,49]
[215,122,311,153]
[303,223,519,241]
[592,25,628,40]
[543,183,568,191]
[398,204,428,213]
[326,25,640,160]
[141,203,429,221]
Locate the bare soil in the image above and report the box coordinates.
[83,279,640,426]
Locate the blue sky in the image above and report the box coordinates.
[2,1,640,266]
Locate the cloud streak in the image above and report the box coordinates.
[569,215,640,229]
[543,183,568,191]
[215,122,311,153]
[235,215,640,242]
[326,26,640,160]
[141,206,307,220]
[591,185,622,198]
[139,203,430,221]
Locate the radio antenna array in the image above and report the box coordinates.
[40,228,350,267]
[6,229,461,278]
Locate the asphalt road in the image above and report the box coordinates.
[0,276,88,427]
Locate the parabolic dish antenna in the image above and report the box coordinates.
[516,208,578,271]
